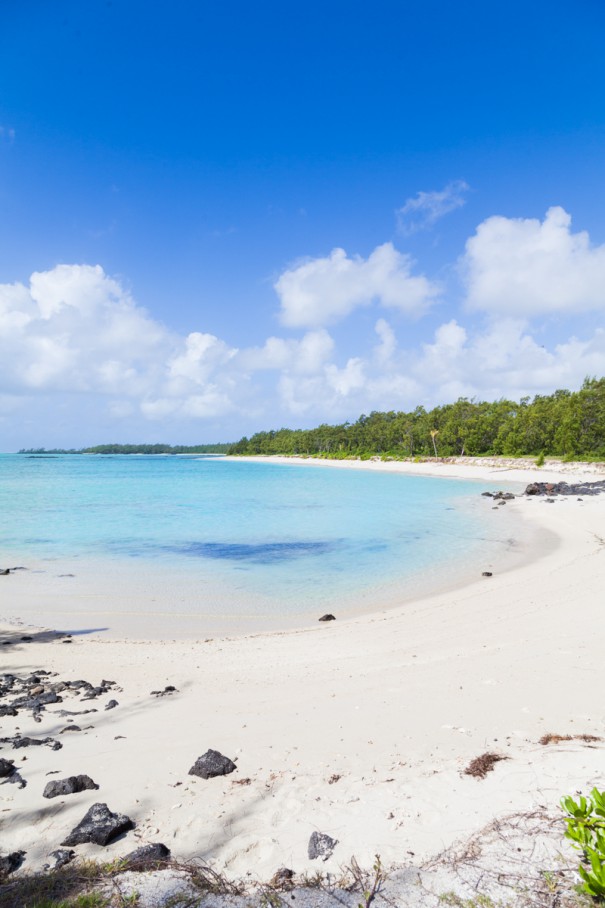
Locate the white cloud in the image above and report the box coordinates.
[275,242,440,328]
[141,387,233,420]
[414,318,605,402]
[3,214,605,446]
[374,318,397,365]
[167,332,237,390]
[463,206,605,317]
[396,180,469,235]
[325,357,366,396]
[0,265,171,397]
[239,329,334,374]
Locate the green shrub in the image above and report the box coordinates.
[535,450,545,466]
[561,788,605,899]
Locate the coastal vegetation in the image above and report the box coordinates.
[562,788,605,899]
[17,443,231,455]
[228,378,605,461]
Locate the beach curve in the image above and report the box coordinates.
[1,456,604,891]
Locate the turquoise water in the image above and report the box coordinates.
[0,455,518,634]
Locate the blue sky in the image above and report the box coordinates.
[1,0,605,447]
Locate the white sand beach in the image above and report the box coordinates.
[1,457,605,896]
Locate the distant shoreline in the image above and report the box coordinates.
[226,452,605,483]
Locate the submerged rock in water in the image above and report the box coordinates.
[188,749,236,779]
[61,802,135,846]
[43,774,99,799]
[318,614,336,622]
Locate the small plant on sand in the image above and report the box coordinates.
[349,854,386,908]
[561,787,605,899]
[438,894,506,907]
[535,451,545,467]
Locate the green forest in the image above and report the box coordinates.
[18,443,231,455]
[228,377,605,460]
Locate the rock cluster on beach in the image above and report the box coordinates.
[482,480,605,500]
[0,663,247,879]
[0,669,118,723]
[524,480,605,496]
[0,666,127,875]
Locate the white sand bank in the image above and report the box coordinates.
[1,457,604,887]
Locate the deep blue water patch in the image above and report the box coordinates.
[162,540,338,564]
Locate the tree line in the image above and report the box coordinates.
[18,443,232,455]
[228,377,605,460]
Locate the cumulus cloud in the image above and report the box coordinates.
[0,265,170,397]
[4,208,605,445]
[374,318,397,365]
[167,332,237,390]
[396,180,469,235]
[275,242,440,328]
[416,318,605,402]
[273,314,605,421]
[238,329,334,374]
[463,206,605,317]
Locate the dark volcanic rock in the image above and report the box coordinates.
[123,843,171,867]
[44,848,75,870]
[0,758,26,788]
[0,851,25,877]
[0,735,62,751]
[43,774,99,799]
[318,614,336,622]
[525,480,605,497]
[150,685,178,697]
[61,802,135,846]
[105,699,119,710]
[11,690,62,710]
[308,831,338,861]
[188,749,236,779]
[0,758,15,778]
[482,571,493,577]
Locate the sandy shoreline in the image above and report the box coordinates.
[2,456,605,895]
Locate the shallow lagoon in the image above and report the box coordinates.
[0,454,521,636]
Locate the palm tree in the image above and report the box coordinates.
[430,429,439,457]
